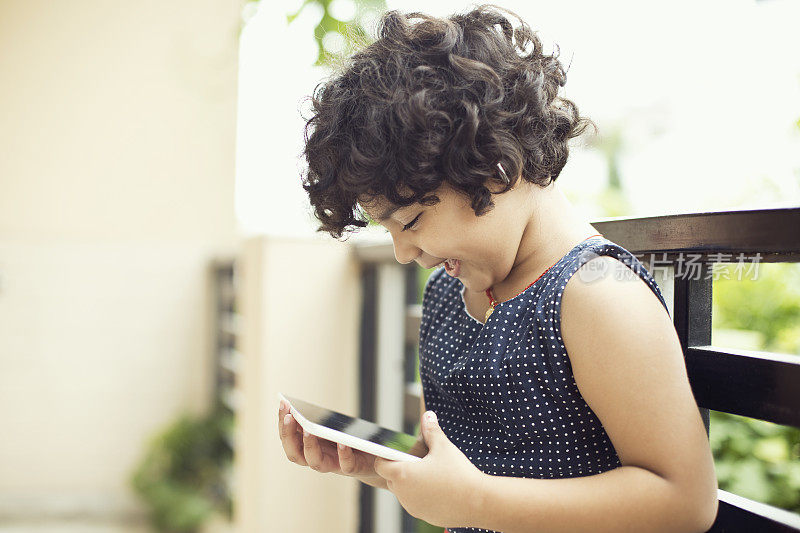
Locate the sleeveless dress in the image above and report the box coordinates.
[420,236,670,533]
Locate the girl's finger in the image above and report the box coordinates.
[338,443,356,475]
[280,414,308,466]
[354,448,379,475]
[303,432,340,473]
[277,400,287,434]
[342,445,377,476]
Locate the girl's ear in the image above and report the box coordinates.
[486,179,508,195]
[497,162,510,184]
[486,177,514,195]
[485,162,520,195]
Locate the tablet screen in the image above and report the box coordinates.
[284,395,426,458]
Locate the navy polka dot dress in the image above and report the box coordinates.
[419,236,670,533]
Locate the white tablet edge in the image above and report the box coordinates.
[278,392,422,463]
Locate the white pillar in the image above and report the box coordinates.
[373,262,407,533]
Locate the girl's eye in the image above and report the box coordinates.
[402,213,422,232]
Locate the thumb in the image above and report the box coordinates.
[421,410,445,450]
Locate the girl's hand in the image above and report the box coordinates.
[277,400,387,489]
[374,410,487,528]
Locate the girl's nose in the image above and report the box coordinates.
[392,235,421,265]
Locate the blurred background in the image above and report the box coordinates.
[1,0,798,532]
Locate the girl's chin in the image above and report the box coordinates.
[458,268,495,293]
[458,273,480,291]
[462,278,489,293]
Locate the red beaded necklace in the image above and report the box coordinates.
[483,233,604,321]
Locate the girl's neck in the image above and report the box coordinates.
[491,180,599,303]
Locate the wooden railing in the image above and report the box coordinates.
[355,206,800,533]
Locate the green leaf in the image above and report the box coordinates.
[753,437,790,464]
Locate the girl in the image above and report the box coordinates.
[278,5,718,532]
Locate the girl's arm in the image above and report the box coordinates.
[467,256,718,533]
[374,256,718,531]
[469,464,711,533]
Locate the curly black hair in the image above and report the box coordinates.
[301,4,595,239]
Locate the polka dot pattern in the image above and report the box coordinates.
[419,237,670,533]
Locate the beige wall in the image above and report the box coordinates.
[236,236,362,533]
[0,0,243,527]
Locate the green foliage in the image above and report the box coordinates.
[713,262,800,354]
[247,0,387,67]
[290,0,386,66]
[417,521,445,533]
[586,123,634,218]
[130,404,234,533]
[710,411,800,512]
[595,186,632,219]
[711,262,800,513]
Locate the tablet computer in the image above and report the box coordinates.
[279,393,428,462]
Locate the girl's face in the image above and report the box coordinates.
[359,182,532,293]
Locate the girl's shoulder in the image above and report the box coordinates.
[547,237,671,326]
